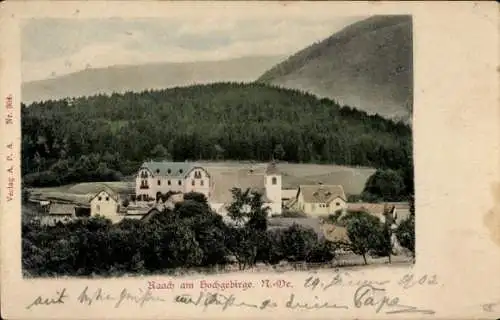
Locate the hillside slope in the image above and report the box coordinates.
[257,15,413,123]
[22,55,284,104]
[22,82,412,189]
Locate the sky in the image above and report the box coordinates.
[21,16,363,82]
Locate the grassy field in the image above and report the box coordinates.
[29,162,375,203]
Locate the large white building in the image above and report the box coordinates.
[134,161,283,215]
[135,162,211,201]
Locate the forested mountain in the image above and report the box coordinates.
[21,82,413,192]
[22,55,284,104]
[257,15,413,123]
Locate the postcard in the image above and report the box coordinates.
[0,1,499,319]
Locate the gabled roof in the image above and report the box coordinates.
[90,185,120,203]
[139,161,197,178]
[298,184,346,203]
[48,204,76,215]
[347,203,391,221]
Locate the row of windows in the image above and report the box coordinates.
[157,179,205,186]
[154,168,184,175]
[311,202,341,210]
[97,196,110,201]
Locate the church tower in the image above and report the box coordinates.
[265,161,282,214]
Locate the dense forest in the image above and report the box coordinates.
[21,82,413,192]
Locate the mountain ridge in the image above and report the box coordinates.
[257,15,413,123]
[22,55,285,104]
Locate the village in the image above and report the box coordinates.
[25,160,412,250]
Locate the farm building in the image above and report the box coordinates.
[346,203,393,222]
[90,187,121,219]
[40,203,76,226]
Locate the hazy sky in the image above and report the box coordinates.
[22,16,362,82]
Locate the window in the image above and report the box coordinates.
[178,180,182,186]
[336,202,340,206]
[168,180,171,186]
[167,169,171,174]
[106,197,109,201]
[200,180,204,186]
[179,169,183,174]
[191,180,195,186]
[312,204,316,210]
[96,205,100,212]
[156,169,160,174]
[272,177,277,185]
[98,196,102,201]
[157,179,161,186]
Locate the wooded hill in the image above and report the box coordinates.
[21,82,413,193]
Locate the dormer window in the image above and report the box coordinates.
[167,169,171,174]
[156,169,160,174]
[106,197,109,201]
[179,169,183,174]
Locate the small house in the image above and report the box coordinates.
[294,184,347,217]
[41,203,76,226]
[90,188,120,219]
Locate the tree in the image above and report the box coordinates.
[150,144,171,161]
[396,215,415,257]
[281,224,318,262]
[362,169,406,202]
[342,211,382,265]
[183,192,209,207]
[306,240,336,263]
[273,144,286,160]
[371,219,393,263]
[227,187,269,231]
[174,200,208,219]
[226,227,260,270]
[214,144,225,160]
